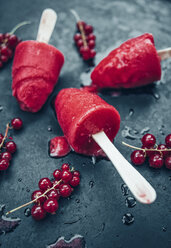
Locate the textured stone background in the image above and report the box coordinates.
[0,0,171,247]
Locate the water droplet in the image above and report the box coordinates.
[122,126,140,140]
[92,155,96,164]
[0,105,3,112]
[140,127,150,135]
[152,92,160,100]
[89,180,94,188]
[24,208,31,217]
[82,163,86,167]
[121,184,129,196]
[76,199,80,203]
[126,109,134,120]
[18,178,22,182]
[26,187,30,192]
[122,213,134,225]
[162,227,167,232]
[162,186,166,190]
[47,126,52,132]
[125,196,136,208]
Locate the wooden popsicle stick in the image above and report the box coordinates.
[158,47,171,60]
[36,8,57,43]
[92,131,156,204]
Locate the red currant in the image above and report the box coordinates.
[0,61,3,68]
[61,163,70,171]
[0,133,4,143]
[53,180,61,189]
[77,39,84,48]
[31,205,46,220]
[73,170,80,177]
[0,33,4,42]
[11,117,23,130]
[84,25,93,34]
[7,34,18,48]
[61,170,72,183]
[0,159,10,171]
[149,154,164,168]
[59,184,72,197]
[131,150,145,165]
[165,134,171,148]
[74,33,81,42]
[141,134,156,148]
[38,178,52,191]
[165,156,171,169]
[70,176,80,187]
[53,169,62,180]
[90,49,96,58]
[47,189,60,200]
[31,190,46,204]
[43,198,59,213]
[1,45,9,56]
[5,141,17,153]
[80,46,90,55]
[77,21,86,30]
[141,145,156,157]
[0,152,12,161]
[87,33,96,41]
[88,40,95,49]
[1,55,8,63]
[157,144,169,158]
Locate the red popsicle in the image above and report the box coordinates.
[12,9,64,112]
[91,33,161,89]
[55,88,120,156]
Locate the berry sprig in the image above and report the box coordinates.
[6,163,81,220]
[0,21,30,69]
[122,133,171,169]
[71,9,96,61]
[0,118,23,171]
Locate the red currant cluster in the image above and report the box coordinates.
[0,33,20,69]
[7,163,81,220]
[74,21,96,61]
[0,21,30,69]
[0,118,23,171]
[130,133,171,169]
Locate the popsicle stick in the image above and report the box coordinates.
[36,8,57,43]
[158,47,171,60]
[92,131,157,204]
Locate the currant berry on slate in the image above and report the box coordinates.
[0,133,3,143]
[5,141,17,153]
[59,184,72,198]
[61,163,70,171]
[31,190,46,204]
[165,156,171,170]
[0,159,10,171]
[73,170,80,177]
[31,205,46,220]
[141,133,156,148]
[165,134,171,148]
[46,189,60,200]
[157,144,169,158]
[0,151,12,161]
[38,178,52,191]
[53,169,62,180]
[131,150,145,165]
[70,176,80,187]
[149,154,164,169]
[11,117,23,130]
[61,170,72,183]
[141,145,156,157]
[43,198,59,213]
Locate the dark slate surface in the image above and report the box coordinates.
[0,0,171,247]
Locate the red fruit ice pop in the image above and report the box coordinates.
[91,33,170,89]
[12,9,64,112]
[55,88,120,156]
[55,88,156,204]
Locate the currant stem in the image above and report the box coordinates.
[70,9,87,47]
[0,123,10,150]
[9,21,31,35]
[122,141,171,152]
[6,179,62,215]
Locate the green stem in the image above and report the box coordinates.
[10,21,31,35]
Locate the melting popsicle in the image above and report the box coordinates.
[12,9,64,112]
[55,88,156,204]
[91,33,170,89]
